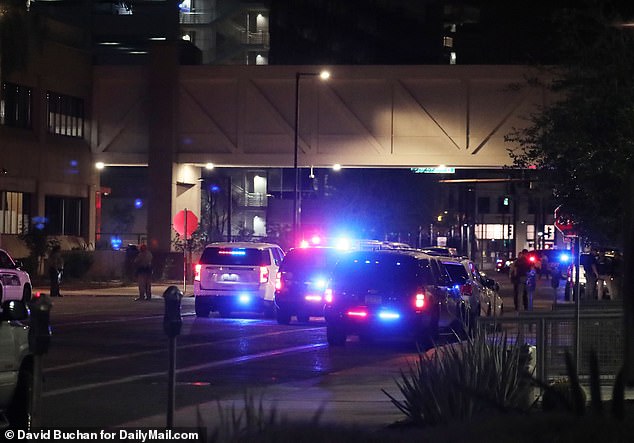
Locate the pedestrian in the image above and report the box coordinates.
[526,265,537,310]
[539,253,549,280]
[133,244,153,301]
[124,244,139,284]
[594,250,612,300]
[512,249,531,311]
[583,250,599,299]
[550,262,561,302]
[47,244,64,297]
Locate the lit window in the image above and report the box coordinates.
[450,52,457,65]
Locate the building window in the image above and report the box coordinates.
[1,82,32,129]
[46,91,85,138]
[497,197,510,214]
[477,197,490,214]
[45,196,85,236]
[0,191,30,234]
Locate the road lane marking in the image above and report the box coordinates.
[43,343,327,397]
[44,327,323,372]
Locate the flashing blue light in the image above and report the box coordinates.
[70,160,78,167]
[134,198,143,209]
[238,294,251,304]
[312,277,327,289]
[559,253,570,263]
[378,311,400,320]
[111,237,122,250]
[210,184,220,193]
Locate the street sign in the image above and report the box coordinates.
[554,205,577,237]
[173,209,198,239]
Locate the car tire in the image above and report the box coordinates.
[22,285,32,303]
[218,309,232,318]
[326,325,346,346]
[7,363,33,430]
[194,298,211,318]
[263,302,276,319]
[276,308,292,325]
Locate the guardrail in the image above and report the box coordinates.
[478,307,624,385]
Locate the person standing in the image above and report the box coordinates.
[526,265,537,310]
[133,244,153,301]
[47,244,64,297]
[512,249,531,311]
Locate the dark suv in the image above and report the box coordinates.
[274,247,344,324]
[323,249,463,347]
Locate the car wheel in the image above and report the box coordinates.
[297,313,310,324]
[218,308,232,318]
[7,364,33,430]
[22,285,32,303]
[194,298,211,318]
[326,325,346,346]
[263,302,276,319]
[276,308,292,325]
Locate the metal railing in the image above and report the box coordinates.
[479,308,624,385]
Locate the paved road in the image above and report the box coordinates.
[33,273,574,432]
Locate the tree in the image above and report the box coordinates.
[506,2,634,247]
[505,1,634,384]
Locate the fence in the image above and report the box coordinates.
[478,307,624,385]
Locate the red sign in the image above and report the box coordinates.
[554,206,576,237]
[173,209,198,239]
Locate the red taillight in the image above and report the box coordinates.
[275,271,282,290]
[324,288,333,303]
[460,284,473,296]
[414,289,425,310]
[194,264,202,281]
[347,310,368,318]
[260,266,269,284]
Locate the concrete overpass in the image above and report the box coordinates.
[91,52,549,251]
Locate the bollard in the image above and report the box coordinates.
[28,292,52,429]
[163,286,183,429]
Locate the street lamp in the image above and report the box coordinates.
[293,70,330,246]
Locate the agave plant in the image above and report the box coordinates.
[383,330,535,427]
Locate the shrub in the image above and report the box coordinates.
[382,330,534,427]
[61,250,94,279]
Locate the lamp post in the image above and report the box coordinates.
[293,70,330,246]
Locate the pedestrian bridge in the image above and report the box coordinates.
[93,64,549,169]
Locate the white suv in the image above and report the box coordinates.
[0,300,32,429]
[0,249,32,303]
[194,242,285,318]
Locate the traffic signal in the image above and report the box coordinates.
[503,196,509,206]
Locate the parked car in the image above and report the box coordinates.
[439,257,485,327]
[323,249,464,347]
[193,242,285,318]
[274,246,345,324]
[0,299,32,429]
[0,249,32,303]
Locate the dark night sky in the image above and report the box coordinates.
[268,0,634,65]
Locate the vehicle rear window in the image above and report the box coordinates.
[332,254,432,291]
[199,247,270,266]
[282,249,341,273]
[442,261,469,284]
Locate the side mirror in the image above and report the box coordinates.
[0,300,30,321]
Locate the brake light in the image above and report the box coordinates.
[460,284,473,296]
[347,310,368,318]
[260,266,269,284]
[275,271,282,290]
[414,290,425,309]
[194,264,202,281]
[324,288,333,303]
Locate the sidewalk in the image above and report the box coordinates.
[33,280,194,298]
